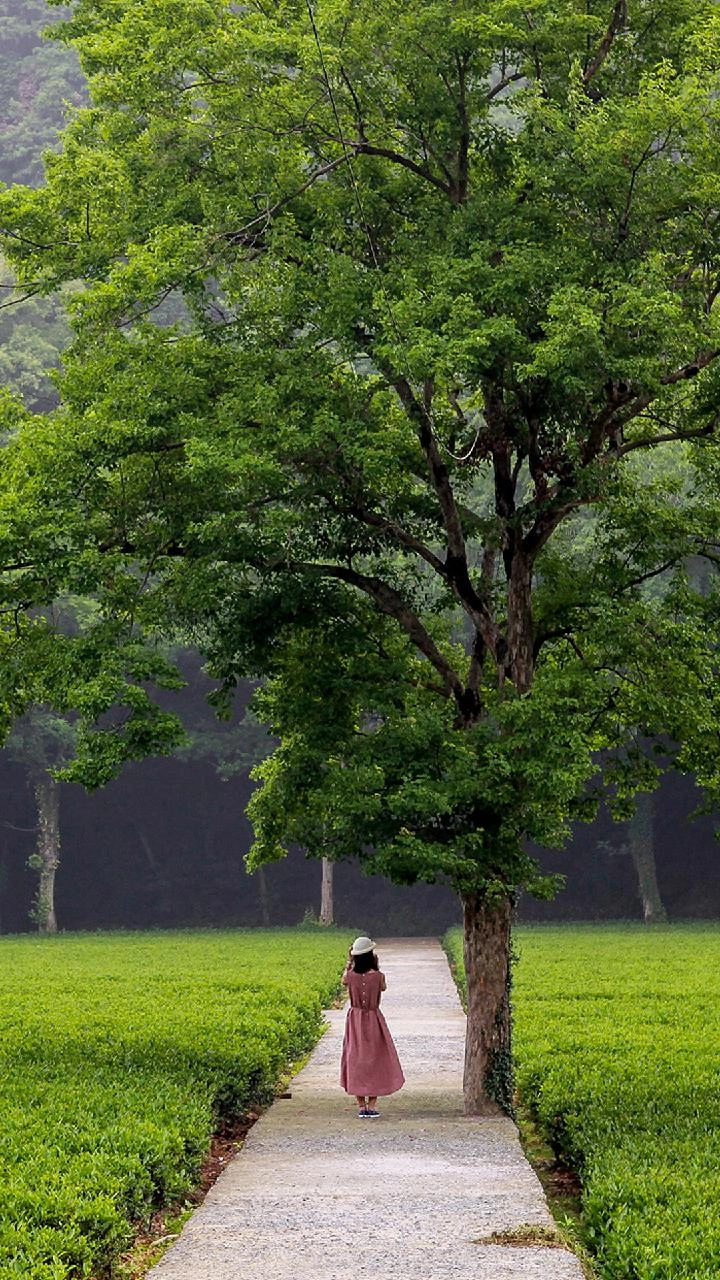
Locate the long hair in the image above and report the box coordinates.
[352,950,379,973]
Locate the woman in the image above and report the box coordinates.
[340,935,405,1117]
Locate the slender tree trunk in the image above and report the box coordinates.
[461,892,513,1115]
[32,773,60,935]
[628,793,667,924]
[506,551,534,693]
[319,857,334,926]
[257,864,271,926]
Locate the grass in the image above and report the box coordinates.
[473,1223,566,1247]
[0,927,348,1280]
[114,1203,194,1280]
[445,922,720,1280]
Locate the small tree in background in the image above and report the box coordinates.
[5,706,75,933]
[319,858,334,927]
[602,791,668,925]
[627,793,667,925]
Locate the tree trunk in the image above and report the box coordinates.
[506,552,534,693]
[32,773,60,935]
[319,857,334,926]
[257,864,271,926]
[628,793,667,924]
[461,892,513,1115]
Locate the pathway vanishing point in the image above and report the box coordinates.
[148,938,586,1280]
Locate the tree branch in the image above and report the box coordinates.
[346,505,448,576]
[583,0,627,87]
[390,375,502,646]
[661,351,720,388]
[0,227,73,252]
[585,349,720,462]
[339,66,366,135]
[468,631,486,697]
[486,71,525,103]
[515,358,720,559]
[0,600,32,615]
[221,154,351,245]
[616,420,719,456]
[349,331,499,649]
[414,123,456,189]
[615,139,655,244]
[294,561,464,700]
[0,287,42,311]
[389,374,468,559]
[533,626,573,661]
[455,52,470,205]
[340,138,453,198]
[522,497,588,558]
[620,560,677,589]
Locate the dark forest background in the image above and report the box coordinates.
[0,0,718,934]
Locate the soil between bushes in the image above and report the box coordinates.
[116,1109,263,1279]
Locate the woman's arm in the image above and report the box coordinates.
[380,972,387,992]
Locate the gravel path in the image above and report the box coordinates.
[147,938,586,1280]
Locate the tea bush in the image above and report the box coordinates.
[444,923,720,1279]
[0,928,346,1278]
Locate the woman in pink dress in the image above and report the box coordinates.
[340,936,405,1117]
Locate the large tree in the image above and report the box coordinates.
[3,0,720,1109]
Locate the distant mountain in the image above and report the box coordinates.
[0,0,85,187]
[0,2,85,408]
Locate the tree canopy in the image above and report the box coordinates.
[3,0,720,1108]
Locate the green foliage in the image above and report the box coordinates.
[0,391,188,780]
[446,922,720,1279]
[174,699,275,779]
[246,609,585,894]
[0,928,346,1280]
[5,702,76,774]
[3,0,720,905]
[0,273,71,410]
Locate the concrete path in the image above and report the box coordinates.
[148,938,586,1280]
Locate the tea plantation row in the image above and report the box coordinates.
[0,929,348,1279]
[445,923,720,1279]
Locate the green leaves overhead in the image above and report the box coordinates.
[3,0,720,892]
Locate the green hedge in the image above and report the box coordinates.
[444,923,720,1280]
[0,928,347,1279]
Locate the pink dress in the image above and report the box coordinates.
[340,970,405,1097]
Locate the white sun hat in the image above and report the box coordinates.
[350,936,376,956]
